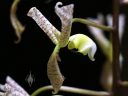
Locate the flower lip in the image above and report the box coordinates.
[68,34,97,61]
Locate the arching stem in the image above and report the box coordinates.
[72,18,113,32]
[31,85,110,96]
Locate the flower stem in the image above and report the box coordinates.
[31,85,110,96]
[72,18,113,32]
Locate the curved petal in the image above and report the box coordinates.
[88,42,97,61]
[78,43,92,55]
[47,46,64,94]
[68,34,97,61]
[55,2,74,47]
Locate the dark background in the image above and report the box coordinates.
[0,0,128,95]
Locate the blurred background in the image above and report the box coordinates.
[0,0,128,95]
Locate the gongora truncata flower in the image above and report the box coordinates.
[27,1,98,94]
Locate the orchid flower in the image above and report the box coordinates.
[27,2,74,94]
[0,76,29,96]
[27,2,98,94]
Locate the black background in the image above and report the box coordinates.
[1,0,128,95]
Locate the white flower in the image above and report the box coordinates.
[68,34,97,61]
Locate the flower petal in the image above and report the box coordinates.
[55,2,74,47]
[68,34,97,61]
[27,7,60,45]
[6,76,29,96]
[47,46,64,94]
[88,42,97,61]
[78,43,92,55]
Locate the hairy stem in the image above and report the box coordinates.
[31,85,110,96]
[72,18,113,32]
